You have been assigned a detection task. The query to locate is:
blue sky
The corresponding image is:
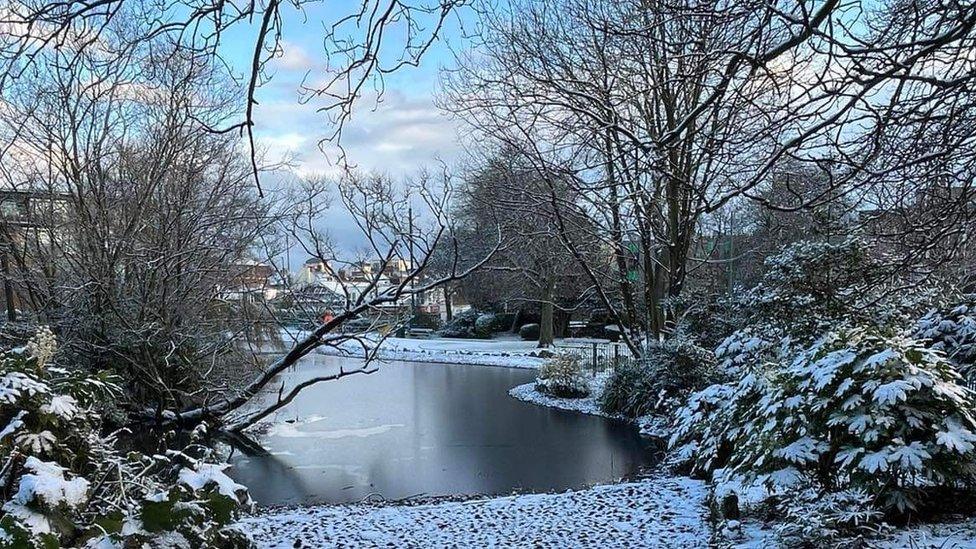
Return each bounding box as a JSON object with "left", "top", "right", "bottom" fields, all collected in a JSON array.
[{"left": 217, "top": 1, "right": 474, "bottom": 178}]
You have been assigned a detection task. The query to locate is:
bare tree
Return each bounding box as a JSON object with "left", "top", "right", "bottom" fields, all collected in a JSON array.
[
  {"left": 196, "top": 168, "right": 499, "bottom": 432},
  {"left": 0, "top": 5, "right": 496, "bottom": 432},
  {"left": 455, "top": 147, "right": 596, "bottom": 347},
  {"left": 0, "top": 0, "right": 470, "bottom": 189},
  {"left": 445, "top": 0, "right": 976, "bottom": 352}
]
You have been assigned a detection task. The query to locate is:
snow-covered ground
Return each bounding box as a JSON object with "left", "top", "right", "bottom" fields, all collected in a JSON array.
[
  {"left": 240, "top": 475, "right": 710, "bottom": 548},
  {"left": 278, "top": 329, "right": 623, "bottom": 369},
  {"left": 886, "top": 519, "right": 976, "bottom": 548},
  {"left": 319, "top": 334, "right": 548, "bottom": 368},
  {"left": 509, "top": 376, "right": 670, "bottom": 438}
]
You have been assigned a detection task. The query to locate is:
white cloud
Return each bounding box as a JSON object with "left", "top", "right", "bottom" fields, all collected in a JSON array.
[
  {"left": 275, "top": 40, "right": 317, "bottom": 71},
  {"left": 253, "top": 90, "right": 461, "bottom": 178}
]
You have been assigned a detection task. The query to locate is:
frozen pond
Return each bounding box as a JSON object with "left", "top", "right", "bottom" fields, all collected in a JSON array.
[{"left": 227, "top": 355, "right": 659, "bottom": 506}]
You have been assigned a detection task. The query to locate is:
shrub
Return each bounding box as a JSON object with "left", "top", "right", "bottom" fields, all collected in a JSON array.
[
  {"left": 600, "top": 359, "right": 657, "bottom": 417},
  {"left": 672, "top": 294, "right": 742, "bottom": 350},
  {"left": 536, "top": 354, "right": 590, "bottom": 398},
  {"left": 410, "top": 312, "right": 443, "bottom": 330},
  {"left": 601, "top": 338, "right": 718, "bottom": 418},
  {"left": 670, "top": 327, "right": 976, "bottom": 513},
  {"left": 0, "top": 327, "right": 252, "bottom": 548},
  {"left": 475, "top": 313, "right": 511, "bottom": 335},
  {"left": 519, "top": 323, "right": 540, "bottom": 340},
  {"left": 773, "top": 487, "right": 889, "bottom": 546},
  {"left": 915, "top": 297, "right": 976, "bottom": 377},
  {"left": 437, "top": 310, "right": 490, "bottom": 339},
  {"left": 742, "top": 238, "right": 931, "bottom": 342}
]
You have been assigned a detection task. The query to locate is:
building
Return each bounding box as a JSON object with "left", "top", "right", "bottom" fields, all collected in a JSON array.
[{"left": 0, "top": 188, "right": 70, "bottom": 320}]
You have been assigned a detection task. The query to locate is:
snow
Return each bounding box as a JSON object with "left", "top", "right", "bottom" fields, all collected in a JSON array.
[
  {"left": 178, "top": 464, "right": 249, "bottom": 502},
  {"left": 886, "top": 518, "right": 976, "bottom": 548},
  {"left": 314, "top": 334, "right": 549, "bottom": 368},
  {"left": 0, "top": 371, "right": 48, "bottom": 403},
  {"left": 278, "top": 328, "right": 622, "bottom": 369},
  {"left": 937, "top": 419, "right": 976, "bottom": 453},
  {"left": 1, "top": 502, "right": 51, "bottom": 534},
  {"left": 40, "top": 394, "right": 78, "bottom": 418},
  {"left": 13, "top": 457, "right": 89, "bottom": 509},
  {"left": 0, "top": 409, "right": 26, "bottom": 441},
  {"left": 508, "top": 376, "right": 668, "bottom": 438},
  {"left": 239, "top": 475, "right": 710, "bottom": 548}
]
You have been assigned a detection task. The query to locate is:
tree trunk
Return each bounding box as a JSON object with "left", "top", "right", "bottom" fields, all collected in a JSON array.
[
  {"left": 443, "top": 285, "right": 453, "bottom": 321},
  {"left": 1, "top": 245, "right": 15, "bottom": 321},
  {"left": 538, "top": 280, "right": 554, "bottom": 347}
]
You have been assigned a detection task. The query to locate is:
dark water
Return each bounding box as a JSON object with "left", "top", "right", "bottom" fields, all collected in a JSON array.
[{"left": 227, "top": 355, "right": 659, "bottom": 506}]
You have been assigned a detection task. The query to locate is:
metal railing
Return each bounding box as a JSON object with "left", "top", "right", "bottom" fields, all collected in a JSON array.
[{"left": 554, "top": 341, "right": 633, "bottom": 376}]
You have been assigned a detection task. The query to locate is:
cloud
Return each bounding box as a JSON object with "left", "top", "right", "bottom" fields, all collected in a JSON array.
[
  {"left": 275, "top": 40, "right": 317, "bottom": 71},
  {"left": 253, "top": 89, "right": 461, "bottom": 177}
]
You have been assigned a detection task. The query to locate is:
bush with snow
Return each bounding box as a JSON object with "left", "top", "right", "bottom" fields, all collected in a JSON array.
[
  {"left": 536, "top": 353, "right": 590, "bottom": 398},
  {"left": 437, "top": 310, "right": 492, "bottom": 339},
  {"left": 772, "top": 486, "right": 890, "bottom": 546},
  {"left": 474, "top": 313, "right": 511, "bottom": 335},
  {"left": 601, "top": 337, "right": 717, "bottom": 418},
  {"left": 519, "top": 323, "right": 541, "bottom": 341},
  {"left": 0, "top": 327, "right": 253, "bottom": 548},
  {"left": 915, "top": 297, "right": 976, "bottom": 378},
  {"left": 741, "top": 238, "right": 931, "bottom": 341},
  {"left": 670, "top": 328, "right": 976, "bottom": 512}
]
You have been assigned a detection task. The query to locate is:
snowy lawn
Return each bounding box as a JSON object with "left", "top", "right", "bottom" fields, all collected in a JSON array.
[
  {"left": 886, "top": 518, "right": 976, "bottom": 548},
  {"left": 239, "top": 475, "right": 710, "bottom": 548},
  {"left": 279, "top": 329, "right": 623, "bottom": 369},
  {"left": 321, "top": 334, "right": 548, "bottom": 368}
]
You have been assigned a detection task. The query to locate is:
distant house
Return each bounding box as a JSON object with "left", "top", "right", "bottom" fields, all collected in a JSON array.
[
  {"left": 219, "top": 259, "right": 281, "bottom": 302},
  {"left": 299, "top": 257, "right": 340, "bottom": 286},
  {"left": 0, "top": 188, "right": 71, "bottom": 320}
]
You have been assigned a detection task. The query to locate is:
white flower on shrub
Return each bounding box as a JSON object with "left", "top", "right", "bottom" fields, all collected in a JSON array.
[{"left": 25, "top": 326, "right": 57, "bottom": 369}]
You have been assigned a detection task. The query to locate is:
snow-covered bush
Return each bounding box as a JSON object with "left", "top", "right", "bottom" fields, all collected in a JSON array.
[
  {"left": 773, "top": 486, "right": 889, "bottom": 546},
  {"left": 519, "top": 323, "right": 541, "bottom": 341},
  {"left": 671, "top": 294, "right": 742, "bottom": 350},
  {"left": 601, "top": 338, "right": 717, "bottom": 418},
  {"left": 670, "top": 328, "right": 976, "bottom": 512},
  {"left": 536, "top": 354, "right": 590, "bottom": 398},
  {"left": 743, "top": 238, "right": 929, "bottom": 340},
  {"left": 915, "top": 297, "right": 976, "bottom": 377},
  {"left": 437, "top": 310, "right": 491, "bottom": 339},
  {"left": 0, "top": 327, "right": 252, "bottom": 548},
  {"left": 474, "top": 313, "right": 510, "bottom": 335}
]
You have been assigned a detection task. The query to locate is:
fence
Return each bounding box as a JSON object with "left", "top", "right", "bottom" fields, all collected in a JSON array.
[{"left": 553, "top": 341, "right": 634, "bottom": 376}]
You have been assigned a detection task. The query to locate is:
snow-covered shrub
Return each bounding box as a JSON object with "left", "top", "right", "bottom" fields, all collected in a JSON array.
[
  {"left": 743, "top": 238, "right": 929, "bottom": 341},
  {"left": 0, "top": 327, "right": 253, "bottom": 548},
  {"left": 671, "top": 294, "right": 742, "bottom": 350},
  {"left": 437, "top": 310, "right": 491, "bottom": 339},
  {"left": 773, "top": 486, "right": 889, "bottom": 546},
  {"left": 601, "top": 338, "right": 717, "bottom": 418},
  {"left": 474, "top": 313, "right": 510, "bottom": 334},
  {"left": 519, "top": 323, "right": 540, "bottom": 341},
  {"left": 670, "top": 328, "right": 976, "bottom": 512},
  {"left": 536, "top": 354, "right": 590, "bottom": 398},
  {"left": 916, "top": 297, "right": 976, "bottom": 377}
]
